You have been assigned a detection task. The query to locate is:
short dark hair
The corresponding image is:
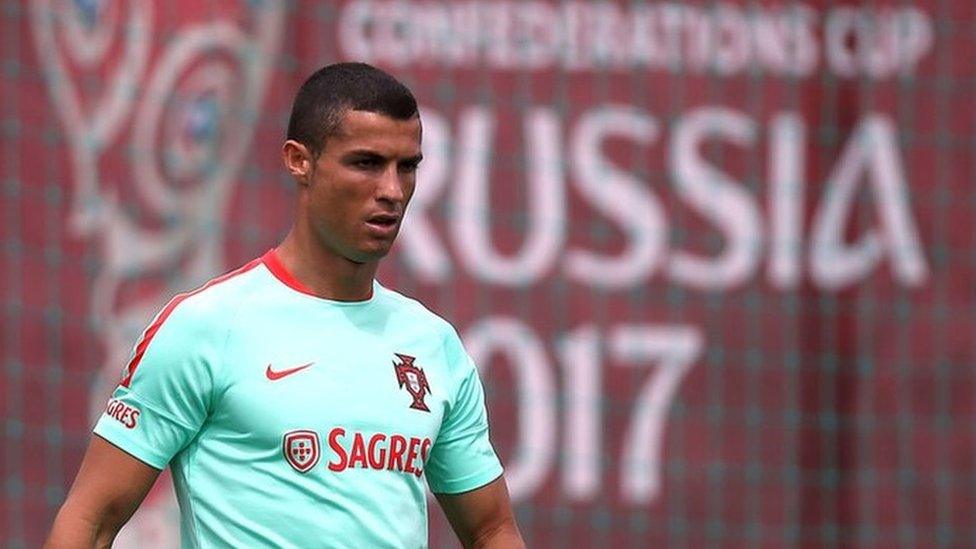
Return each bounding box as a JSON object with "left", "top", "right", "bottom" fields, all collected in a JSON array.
[{"left": 286, "top": 62, "right": 419, "bottom": 156}]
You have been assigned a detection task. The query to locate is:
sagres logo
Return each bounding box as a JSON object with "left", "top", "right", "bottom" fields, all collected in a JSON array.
[
  {"left": 282, "top": 430, "right": 320, "bottom": 473},
  {"left": 393, "top": 353, "right": 431, "bottom": 412}
]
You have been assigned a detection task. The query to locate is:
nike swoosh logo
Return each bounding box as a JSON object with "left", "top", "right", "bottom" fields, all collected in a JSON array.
[{"left": 266, "top": 362, "right": 314, "bottom": 381}]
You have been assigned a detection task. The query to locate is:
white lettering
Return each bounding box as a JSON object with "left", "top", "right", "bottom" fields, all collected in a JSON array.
[
  {"left": 397, "top": 107, "right": 451, "bottom": 282},
  {"left": 752, "top": 5, "right": 819, "bottom": 77},
  {"left": 668, "top": 107, "right": 762, "bottom": 289},
  {"left": 466, "top": 318, "right": 557, "bottom": 502},
  {"left": 338, "top": 0, "right": 374, "bottom": 62},
  {"left": 767, "top": 113, "right": 806, "bottom": 288},
  {"left": 394, "top": 106, "right": 926, "bottom": 293},
  {"left": 826, "top": 7, "right": 934, "bottom": 78},
  {"left": 453, "top": 107, "right": 565, "bottom": 285},
  {"left": 712, "top": 4, "right": 751, "bottom": 76},
  {"left": 557, "top": 325, "right": 601, "bottom": 499},
  {"left": 810, "top": 115, "right": 928, "bottom": 288},
  {"left": 338, "top": 2, "right": 941, "bottom": 78},
  {"left": 566, "top": 106, "right": 666, "bottom": 287},
  {"left": 611, "top": 325, "right": 703, "bottom": 503}
]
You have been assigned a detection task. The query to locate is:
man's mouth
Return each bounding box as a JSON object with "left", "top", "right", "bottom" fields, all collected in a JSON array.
[
  {"left": 365, "top": 213, "right": 400, "bottom": 233},
  {"left": 367, "top": 213, "right": 399, "bottom": 226}
]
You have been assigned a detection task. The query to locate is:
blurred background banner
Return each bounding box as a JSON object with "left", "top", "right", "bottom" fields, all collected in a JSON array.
[{"left": 2, "top": 0, "right": 974, "bottom": 547}]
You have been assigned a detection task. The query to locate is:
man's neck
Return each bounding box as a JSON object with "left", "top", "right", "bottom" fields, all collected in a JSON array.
[{"left": 274, "top": 229, "right": 378, "bottom": 302}]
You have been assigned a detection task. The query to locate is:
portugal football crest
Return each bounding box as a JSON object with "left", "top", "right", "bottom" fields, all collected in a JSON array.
[
  {"left": 282, "top": 430, "right": 320, "bottom": 473},
  {"left": 393, "top": 353, "right": 431, "bottom": 412}
]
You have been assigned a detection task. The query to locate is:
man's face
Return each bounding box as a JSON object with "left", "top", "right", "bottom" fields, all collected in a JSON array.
[{"left": 303, "top": 110, "right": 422, "bottom": 263}]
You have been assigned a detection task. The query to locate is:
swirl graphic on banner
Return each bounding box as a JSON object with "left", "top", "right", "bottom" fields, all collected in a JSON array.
[
  {"left": 30, "top": 0, "right": 151, "bottom": 233},
  {"left": 29, "top": 1, "right": 284, "bottom": 544}
]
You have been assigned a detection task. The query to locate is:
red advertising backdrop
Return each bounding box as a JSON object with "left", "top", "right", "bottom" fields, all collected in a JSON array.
[{"left": 2, "top": 1, "right": 975, "bottom": 546}]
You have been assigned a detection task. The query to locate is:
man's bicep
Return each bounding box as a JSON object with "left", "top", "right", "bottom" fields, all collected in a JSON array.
[
  {"left": 72, "top": 434, "right": 161, "bottom": 506},
  {"left": 434, "top": 476, "right": 524, "bottom": 548},
  {"left": 47, "top": 435, "right": 161, "bottom": 547}
]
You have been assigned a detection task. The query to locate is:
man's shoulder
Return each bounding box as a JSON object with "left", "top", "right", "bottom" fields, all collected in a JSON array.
[
  {"left": 375, "top": 283, "right": 458, "bottom": 340},
  {"left": 119, "top": 257, "right": 268, "bottom": 387},
  {"left": 155, "top": 256, "right": 267, "bottom": 332}
]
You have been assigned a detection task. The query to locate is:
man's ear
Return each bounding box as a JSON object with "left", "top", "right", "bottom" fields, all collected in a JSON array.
[{"left": 282, "top": 140, "right": 314, "bottom": 185}]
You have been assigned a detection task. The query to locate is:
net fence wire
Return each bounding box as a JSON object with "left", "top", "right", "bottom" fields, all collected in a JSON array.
[{"left": 2, "top": 0, "right": 975, "bottom": 547}]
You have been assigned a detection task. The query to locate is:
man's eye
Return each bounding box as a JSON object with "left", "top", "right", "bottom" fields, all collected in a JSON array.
[
  {"left": 399, "top": 162, "right": 420, "bottom": 173},
  {"left": 354, "top": 158, "right": 380, "bottom": 169}
]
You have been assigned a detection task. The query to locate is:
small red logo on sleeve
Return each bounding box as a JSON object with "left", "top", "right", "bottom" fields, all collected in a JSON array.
[{"left": 104, "top": 399, "right": 140, "bottom": 429}]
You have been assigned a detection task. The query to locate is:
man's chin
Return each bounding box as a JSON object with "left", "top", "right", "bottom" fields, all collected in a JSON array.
[{"left": 347, "top": 245, "right": 392, "bottom": 264}]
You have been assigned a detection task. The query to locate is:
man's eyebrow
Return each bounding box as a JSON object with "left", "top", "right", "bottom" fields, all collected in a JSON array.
[
  {"left": 343, "top": 149, "right": 385, "bottom": 158},
  {"left": 339, "top": 150, "right": 423, "bottom": 163}
]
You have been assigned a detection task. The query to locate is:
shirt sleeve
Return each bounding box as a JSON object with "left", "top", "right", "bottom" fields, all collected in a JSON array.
[
  {"left": 93, "top": 299, "right": 222, "bottom": 470},
  {"left": 425, "top": 333, "right": 503, "bottom": 494}
]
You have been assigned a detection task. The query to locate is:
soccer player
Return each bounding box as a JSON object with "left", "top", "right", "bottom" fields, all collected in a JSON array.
[{"left": 46, "top": 62, "right": 524, "bottom": 548}]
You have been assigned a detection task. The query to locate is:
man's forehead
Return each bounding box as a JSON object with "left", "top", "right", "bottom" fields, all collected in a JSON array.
[{"left": 330, "top": 109, "right": 422, "bottom": 142}]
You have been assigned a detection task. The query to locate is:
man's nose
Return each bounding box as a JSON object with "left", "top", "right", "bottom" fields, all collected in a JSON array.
[{"left": 376, "top": 165, "right": 405, "bottom": 203}]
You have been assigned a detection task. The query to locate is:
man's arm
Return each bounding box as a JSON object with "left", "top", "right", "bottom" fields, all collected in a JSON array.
[
  {"left": 435, "top": 476, "right": 525, "bottom": 549},
  {"left": 45, "top": 435, "right": 161, "bottom": 548}
]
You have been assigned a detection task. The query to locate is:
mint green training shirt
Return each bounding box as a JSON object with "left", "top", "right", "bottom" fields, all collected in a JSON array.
[{"left": 93, "top": 249, "right": 503, "bottom": 548}]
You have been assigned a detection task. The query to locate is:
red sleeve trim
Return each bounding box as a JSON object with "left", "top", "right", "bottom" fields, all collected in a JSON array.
[
  {"left": 260, "top": 247, "right": 317, "bottom": 297},
  {"left": 119, "top": 256, "right": 264, "bottom": 388}
]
